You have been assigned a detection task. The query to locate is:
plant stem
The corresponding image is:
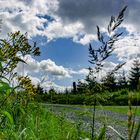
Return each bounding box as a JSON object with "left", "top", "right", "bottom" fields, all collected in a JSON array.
[{"left": 91, "top": 97, "right": 96, "bottom": 140}]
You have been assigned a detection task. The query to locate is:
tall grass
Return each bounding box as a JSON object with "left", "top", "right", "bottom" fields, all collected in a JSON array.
[{"left": 1, "top": 101, "right": 87, "bottom": 140}]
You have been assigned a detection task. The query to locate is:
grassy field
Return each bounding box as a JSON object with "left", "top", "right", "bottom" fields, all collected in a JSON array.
[
  {"left": 96, "top": 106, "right": 140, "bottom": 116},
  {"left": 73, "top": 105, "right": 140, "bottom": 116}
]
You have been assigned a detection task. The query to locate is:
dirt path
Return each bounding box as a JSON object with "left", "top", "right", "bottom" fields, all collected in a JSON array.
[{"left": 45, "top": 104, "right": 140, "bottom": 139}]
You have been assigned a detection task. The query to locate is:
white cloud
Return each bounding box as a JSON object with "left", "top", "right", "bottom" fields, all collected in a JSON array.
[
  {"left": 69, "top": 68, "right": 89, "bottom": 76},
  {"left": 0, "top": 0, "right": 140, "bottom": 45},
  {"left": 0, "top": 0, "right": 94, "bottom": 45},
  {"left": 73, "top": 34, "right": 96, "bottom": 45},
  {"left": 43, "top": 19, "right": 84, "bottom": 42},
  {"left": 78, "top": 68, "right": 89, "bottom": 75},
  {"left": 29, "top": 75, "right": 41, "bottom": 86},
  {"left": 0, "top": 0, "right": 58, "bottom": 37},
  {"left": 41, "top": 81, "right": 71, "bottom": 92},
  {"left": 114, "top": 33, "right": 140, "bottom": 62},
  {"left": 16, "top": 55, "right": 40, "bottom": 75},
  {"left": 16, "top": 55, "right": 71, "bottom": 78},
  {"left": 40, "top": 59, "right": 71, "bottom": 77}
]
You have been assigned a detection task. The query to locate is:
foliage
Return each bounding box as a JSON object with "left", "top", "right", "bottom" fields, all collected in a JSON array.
[
  {"left": 88, "top": 6, "right": 127, "bottom": 71},
  {"left": 0, "top": 31, "right": 40, "bottom": 80},
  {"left": 72, "top": 81, "right": 77, "bottom": 94},
  {"left": 129, "top": 59, "right": 140, "bottom": 90},
  {"left": 0, "top": 31, "right": 41, "bottom": 139},
  {"left": 117, "top": 70, "right": 128, "bottom": 89},
  {"left": 77, "top": 80, "right": 90, "bottom": 95},
  {"left": 44, "top": 89, "right": 140, "bottom": 106},
  {"left": 17, "top": 76, "right": 37, "bottom": 105},
  {"left": 101, "top": 72, "right": 116, "bottom": 92}
]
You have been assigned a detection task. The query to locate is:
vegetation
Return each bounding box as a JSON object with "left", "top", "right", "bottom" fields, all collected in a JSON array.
[{"left": 129, "top": 59, "right": 140, "bottom": 90}]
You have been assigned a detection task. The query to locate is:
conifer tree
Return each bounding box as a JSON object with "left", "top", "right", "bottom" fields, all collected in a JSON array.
[
  {"left": 77, "top": 80, "right": 89, "bottom": 94},
  {"left": 129, "top": 59, "right": 140, "bottom": 90},
  {"left": 101, "top": 72, "right": 116, "bottom": 92},
  {"left": 117, "top": 70, "right": 127, "bottom": 89},
  {"left": 72, "top": 81, "right": 77, "bottom": 94}
]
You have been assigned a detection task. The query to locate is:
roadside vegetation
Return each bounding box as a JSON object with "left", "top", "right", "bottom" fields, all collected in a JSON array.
[{"left": 0, "top": 6, "right": 140, "bottom": 140}]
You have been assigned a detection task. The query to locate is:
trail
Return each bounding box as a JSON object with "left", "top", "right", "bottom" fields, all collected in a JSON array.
[{"left": 45, "top": 104, "right": 140, "bottom": 139}]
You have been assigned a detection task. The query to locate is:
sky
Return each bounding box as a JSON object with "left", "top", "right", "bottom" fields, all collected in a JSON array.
[{"left": 0, "top": 0, "right": 140, "bottom": 91}]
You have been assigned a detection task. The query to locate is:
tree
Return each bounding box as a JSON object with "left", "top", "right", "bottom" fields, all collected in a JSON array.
[
  {"left": 72, "top": 81, "right": 77, "bottom": 94},
  {"left": 85, "top": 67, "right": 101, "bottom": 94},
  {"left": 117, "top": 70, "right": 128, "bottom": 89},
  {"left": 101, "top": 72, "right": 116, "bottom": 92},
  {"left": 77, "top": 80, "right": 89, "bottom": 94},
  {"left": 36, "top": 84, "right": 44, "bottom": 95},
  {"left": 0, "top": 31, "right": 40, "bottom": 83},
  {"left": 129, "top": 59, "right": 140, "bottom": 90}
]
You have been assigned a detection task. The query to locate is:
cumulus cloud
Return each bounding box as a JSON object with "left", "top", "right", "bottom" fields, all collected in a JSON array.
[
  {"left": 0, "top": 0, "right": 58, "bottom": 37},
  {"left": 16, "top": 55, "right": 71, "bottom": 78},
  {"left": 43, "top": 20, "right": 84, "bottom": 42},
  {"left": 15, "top": 55, "right": 74, "bottom": 91},
  {"left": 0, "top": 0, "right": 140, "bottom": 45},
  {"left": 16, "top": 55, "right": 40, "bottom": 75},
  {"left": 40, "top": 59, "right": 71, "bottom": 77},
  {"left": 41, "top": 81, "right": 71, "bottom": 92},
  {"left": 114, "top": 33, "right": 140, "bottom": 61},
  {"left": 1, "top": 0, "right": 140, "bottom": 89},
  {"left": 15, "top": 55, "right": 93, "bottom": 91},
  {"left": 26, "top": 75, "right": 70, "bottom": 92}
]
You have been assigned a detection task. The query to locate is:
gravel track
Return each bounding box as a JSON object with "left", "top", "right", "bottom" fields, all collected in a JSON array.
[{"left": 45, "top": 104, "right": 140, "bottom": 140}]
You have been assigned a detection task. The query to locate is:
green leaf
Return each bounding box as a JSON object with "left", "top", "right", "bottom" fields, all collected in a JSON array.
[
  {"left": 0, "top": 62, "right": 3, "bottom": 71},
  {"left": 97, "top": 125, "right": 106, "bottom": 140},
  {"left": 133, "top": 119, "right": 140, "bottom": 140},
  {"left": 19, "top": 106, "right": 25, "bottom": 114},
  {"left": 2, "top": 111, "right": 14, "bottom": 124},
  {"left": 0, "top": 80, "right": 11, "bottom": 93},
  {"left": 6, "top": 89, "right": 11, "bottom": 95}
]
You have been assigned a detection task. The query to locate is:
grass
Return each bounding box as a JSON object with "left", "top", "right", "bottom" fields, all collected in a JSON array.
[
  {"left": 96, "top": 106, "right": 140, "bottom": 116},
  {"left": 1, "top": 102, "right": 89, "bottom": 140},
  {"left": 72, "top": 104, "right": 140, "bottom": 116},
  {"left": 1, "top": 96, "right": 140, "bottom": 140},
  {"left": 47, "top": 104, "right": 140, "bottom": 131},
  {"left": 49, "top": 104, "right": 140, "bottom": 116},
  {"left": 50, "top": 105, "right": 128, "bottom": 127},
  {"left": 24, "top": 103, "right": 87, "bottom": 140}
]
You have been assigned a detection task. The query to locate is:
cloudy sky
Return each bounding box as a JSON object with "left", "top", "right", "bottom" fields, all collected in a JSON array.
[{"left": 0, "top": 0, "right": 140, "bottom": 91}]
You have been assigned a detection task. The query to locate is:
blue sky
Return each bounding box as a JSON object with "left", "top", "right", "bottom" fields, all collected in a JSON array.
[{"left": 0, "top": 0, "right": 140, "bottom": 91}]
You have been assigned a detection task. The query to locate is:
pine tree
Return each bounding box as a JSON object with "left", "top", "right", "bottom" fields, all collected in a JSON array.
[
  {"left": 72, "top": 81, "right": 77, "bottom": 94},
  {"left": 85, "top": 67, "right": 101, "bottom": 94},
  {"left": 36, "top": 84, "right": 44, "bottom": 95},
  {"left": 77, "top": 80, "right": 89, "bottom": 94},
  {"left": 129, "top": 59, "right": 140, "bottom": 90},
  {"left": 101, "top": 72, "right": 116, "bottom": 92},
  {"left": 117, "top": 70, "right": 127, "bottom": 89}
]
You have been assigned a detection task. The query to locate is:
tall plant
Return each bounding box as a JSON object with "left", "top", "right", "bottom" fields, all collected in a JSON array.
[
  {"left": 0, "top": 31, "right": 40, "bottom": 138},
  {"left": 88, "top": 6, "right": 127, "bottom": 139}
]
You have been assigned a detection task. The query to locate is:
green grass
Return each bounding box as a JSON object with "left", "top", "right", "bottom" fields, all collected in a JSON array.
[
  {"left": 96, "top": 106, "right": 140, "bottom": 116},
  {"left": 52, "top": 106, "right": 128, "bottom": 127},
  {"left": 0, "top": 102, "right": 89, "bottom": 140},
  {"left": 74, "top": 104, "right": 140, "bottom": 116}
]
